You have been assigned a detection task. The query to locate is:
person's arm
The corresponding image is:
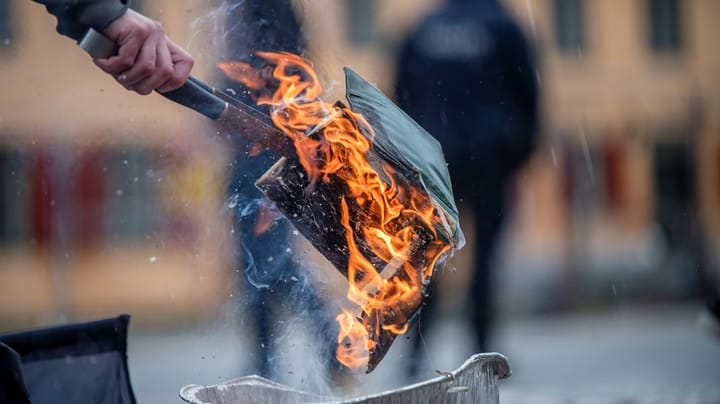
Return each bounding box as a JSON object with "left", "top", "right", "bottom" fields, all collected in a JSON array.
[
  {"left": 34, "top": 0, "right": 130, "bottom": 41},
  {"left": 34, "top": 0, "right": 193, "bottom": 95}
]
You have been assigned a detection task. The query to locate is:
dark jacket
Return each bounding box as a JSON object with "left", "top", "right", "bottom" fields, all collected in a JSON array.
[
  {"left": 34, "top": 0, "right": 130, "bottom": 41},
  {"left": 395, "top": 0, "right": 538, "bottom": 202}
]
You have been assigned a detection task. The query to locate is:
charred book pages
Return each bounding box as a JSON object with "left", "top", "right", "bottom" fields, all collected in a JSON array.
[{"left": 219, "top": 53, "right": 463, "bottom": 373}]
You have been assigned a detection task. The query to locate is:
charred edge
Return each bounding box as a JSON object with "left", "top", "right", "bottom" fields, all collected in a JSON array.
[{"left": 365, "top": 229, "right": 433, "bottom": 373}]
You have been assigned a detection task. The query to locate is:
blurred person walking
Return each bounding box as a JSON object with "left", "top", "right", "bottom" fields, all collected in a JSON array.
[
  {"left": 395, "top": 0, "right": 538, "bottom": 377},
  {"left": 219, "top": 0, "right": 340, "bottom": 379}
]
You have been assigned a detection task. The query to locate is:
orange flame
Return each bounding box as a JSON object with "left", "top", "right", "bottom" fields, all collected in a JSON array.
[{"left": 219, "top": 52, "right": 451, "bottom": 371}]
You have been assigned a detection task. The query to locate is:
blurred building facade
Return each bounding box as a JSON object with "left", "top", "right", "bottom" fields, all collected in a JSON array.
[
  {"left": 1, "top": 0, "right": 718, "bottom": 330},
  {"left": 0, "top": 0, "right": 233, "bottom": 330}
]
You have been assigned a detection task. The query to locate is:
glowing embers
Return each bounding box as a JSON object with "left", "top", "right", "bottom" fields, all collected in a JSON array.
[{"left": 219, "top": 53, "right": 450, "bottom": 373}]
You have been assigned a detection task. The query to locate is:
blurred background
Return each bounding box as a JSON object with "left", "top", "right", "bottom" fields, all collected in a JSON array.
[{"left": 1, "top": 0, "right": 719, "bottom": 402}]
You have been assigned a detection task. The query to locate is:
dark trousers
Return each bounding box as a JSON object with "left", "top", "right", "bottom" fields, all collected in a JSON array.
[
  {"left": 408, "top": 198, "right": 504, "bottom": 376},
  {"left": 233, "top": 205, "right": 340, "bottom": 378}
]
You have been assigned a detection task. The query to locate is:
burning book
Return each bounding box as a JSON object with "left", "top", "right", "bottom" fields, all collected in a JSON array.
[{"left": 218, "top": 53, "right": 463, "bottom": 373}]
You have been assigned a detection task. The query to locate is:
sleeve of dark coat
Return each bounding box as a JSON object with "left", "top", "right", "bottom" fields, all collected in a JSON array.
[{"left": 32, "top": 0, "right": 130, "bottom": 41}]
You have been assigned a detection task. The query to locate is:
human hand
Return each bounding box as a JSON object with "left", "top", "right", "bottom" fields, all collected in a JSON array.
[{"left": 93, "top": 9, "right": 194, "bottom": 95}]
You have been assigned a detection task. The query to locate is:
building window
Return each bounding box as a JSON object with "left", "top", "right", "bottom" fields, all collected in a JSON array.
[
  {"left": 0, "top": 145, "right": 170, "bottom": 249},
  {"left": 103, "top": 148, "right": 159, "bottom": 241},
  {"left": 0, "top": 146, "right": 28, "bottom": 244},
  {"left": 653, "top": 142, "right": 694, "bottom": 246},
  {"left": 0, "top": 0, "right": 13, "bottom": 49},
  {"left": 347, "top": 0, "right": 375, "bottom": 45},
  {"left": 649, "top": 0, "right": 682, "bottom": 52},
  {"left": 554, "top": 0, "right": 584, "bottom": 53}
]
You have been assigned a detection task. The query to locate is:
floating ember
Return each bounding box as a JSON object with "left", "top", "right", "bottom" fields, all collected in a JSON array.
[{"left": 219, "top": 52, "right": 461, "bottom": 373}]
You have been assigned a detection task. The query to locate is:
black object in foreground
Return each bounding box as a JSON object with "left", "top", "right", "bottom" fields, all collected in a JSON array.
[{"left": 0, "top": 315, "right": 136, "bottom": 404}]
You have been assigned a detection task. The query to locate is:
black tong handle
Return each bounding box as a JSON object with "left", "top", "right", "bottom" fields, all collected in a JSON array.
[{"left": 164, "top": 77, "right": 227, "bottom": 120}]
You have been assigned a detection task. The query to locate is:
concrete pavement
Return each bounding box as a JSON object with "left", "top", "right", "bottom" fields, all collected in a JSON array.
[{"left": 127, "top": 302, "right": 720, "bottom": 403}]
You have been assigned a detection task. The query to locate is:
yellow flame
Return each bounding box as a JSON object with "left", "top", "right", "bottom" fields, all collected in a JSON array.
[{"left": 219, "top": 53, "right": 451, "bottom": 370}]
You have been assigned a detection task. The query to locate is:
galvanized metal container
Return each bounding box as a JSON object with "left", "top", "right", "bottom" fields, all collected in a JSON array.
[{"left": 179, "top": 353, "right": 510, "bottom": 404}]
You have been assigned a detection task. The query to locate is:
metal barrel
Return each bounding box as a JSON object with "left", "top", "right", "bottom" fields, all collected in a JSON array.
[{"left": 179, "top": 353, "right": 510, "bottom": 404}]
